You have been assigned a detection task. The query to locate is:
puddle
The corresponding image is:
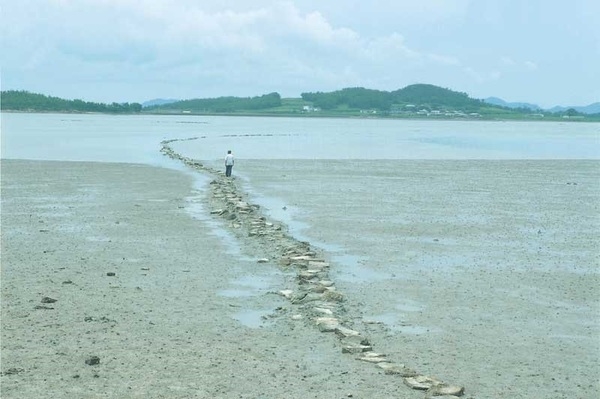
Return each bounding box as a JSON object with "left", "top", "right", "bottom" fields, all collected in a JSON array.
[
  {"left": 232, "top": 309, "right": 272, "bottom": 328},
  {"left": 217, "top": 273, "right": 280, "bottom": 298}
]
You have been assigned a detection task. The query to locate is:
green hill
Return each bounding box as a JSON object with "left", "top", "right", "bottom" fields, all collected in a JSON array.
[
  {"left": 1, "top": 90, "right": 142, "bottom": 113},
  {"left": 146, "top": 92, "right": 282, "bottom": 113},
  {"left": 2, "top": 86, "right": 597, "bottom": 121}
]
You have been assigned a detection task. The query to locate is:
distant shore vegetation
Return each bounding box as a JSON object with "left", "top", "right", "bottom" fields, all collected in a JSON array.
[{"left": 2, "top": 85, "right": 598, "bottom": 121}]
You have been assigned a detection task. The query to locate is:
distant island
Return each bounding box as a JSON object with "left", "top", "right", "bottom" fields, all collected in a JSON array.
[{"left": 2, "top": 84, "right": 598, "bottom": 121}]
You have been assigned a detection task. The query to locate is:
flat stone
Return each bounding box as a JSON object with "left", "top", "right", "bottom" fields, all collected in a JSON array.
[
  {"left": 319, "top": 280, "right": 334, "bottom": 287},
  {"left": 298, "top": 270, "right": 319, "bottom": 280},
  {"left": 278, "top": 290, "right": 293, "bottom": 299},
  {"left": 316, "top": 317, "right": 339, "bottom": 332},
  {"left": 357, "top": 353, "right": 387, "bottom": 363},
  {"left": 314, "top": 307, "right": 333, "bottom": 315},
  {"left": 335, "top": 326, "right": 361, "bottom": 338},
  {"left": 257, "top": 258, "right": 269, "bottom": 263},
  {"left": 291, "top": 314, "right": 303, "bottom": 320},
  {"left": 291, "top": 293, "right": 322, "bottom": 303},
  {"left": 342, "top": 345, "right": 372, "bottom": 354},
  {"left": 308, "top": 261, "right": 329, "bottom": 269},
  {"left": 235, "top": 201, "right": 250, "bottom": 209},
  {"left": 403, "top": 375, "right": 443, "bottom": 390},
  {"left": 426, "top": 384, "right": 465, "bottom": 397},
  {"left": 290, "top": 256, "right": 313, "bottom": 261},
  {"left": 322, "top": 291, "right": 344, "bottom": 302},
  {"left": 41, "top": 297, "right": 57, "bottom": 304},
  {"left": 376, "top": 362, "right": 418, "bottom": 377}
]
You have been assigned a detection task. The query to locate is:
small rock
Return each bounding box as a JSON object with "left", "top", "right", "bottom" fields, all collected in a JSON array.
[
  {"left": 41, "top": 297, "right": 57, "bottom": 303},
  {"left": 2, "top": 367, "right": 25, "bottom": 375},
  {"left": 85, "top": 356, "right": 100, "bottom": 366},
  {"left": 257, "top": 258, "right": 269, "bottom": 263},
  {"left": 291, "top": 314, "right": 303, "bottom": 320},
  {"left": 106, "top": 272, "right": 116, "bottom": 277},
  {"left": 34, "top": 305, "right": 54, "bottom": 310}
]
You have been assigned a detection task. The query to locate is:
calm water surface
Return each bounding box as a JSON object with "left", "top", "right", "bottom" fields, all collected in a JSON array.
[{"left": 2, "top": 113, "right": 599, "bottom": 162}]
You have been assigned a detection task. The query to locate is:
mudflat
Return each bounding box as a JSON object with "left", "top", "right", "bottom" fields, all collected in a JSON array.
[
  {"left": 1, "top": 160, "right": 418, "bottom": 399},
  {"left": 2, "top": 157, "right": 599, "bottom": 399}
]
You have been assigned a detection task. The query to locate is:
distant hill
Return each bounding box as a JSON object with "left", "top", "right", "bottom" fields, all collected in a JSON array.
[
  {"left": 1, "top": 90, "right": 142, "bottom": 113},
  {"left": 146, "top": 92, "right": 282, "bottom": 112},
  {"left": 300, "top": 84, "right": 484, "bottom": 111},
  {"left": 485, "top": 96, "right": 600, "bottom": 115},
  {"left": 484, "top": 97, "right": 541, "bottom": 111},
  {"left": 3, "top": 87, "right": 598, "bottom": 120},
  {"left": 142, "top": 98, "right": 178, "bottom": 108},
  {"left": 548, "top": 103, "right": 600, "bottom": 115}
]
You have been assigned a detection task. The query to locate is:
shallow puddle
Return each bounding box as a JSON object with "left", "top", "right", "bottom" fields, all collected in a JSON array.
[{"left": 232, "top": 309, "right": 272, "bottom": 328}]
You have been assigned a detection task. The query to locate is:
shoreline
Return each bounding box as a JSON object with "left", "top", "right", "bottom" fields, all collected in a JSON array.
[{"left": 2, "top": 109, "right": 596, "bottom": 123}]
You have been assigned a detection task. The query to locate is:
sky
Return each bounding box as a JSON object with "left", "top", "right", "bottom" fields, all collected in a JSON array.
[{"left": 1, "top": 0, "right": 599, "bottom": 108}]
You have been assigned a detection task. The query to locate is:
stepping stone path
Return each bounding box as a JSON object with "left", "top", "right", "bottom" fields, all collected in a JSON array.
[{"left": 160, "top": 139, "right": 466, "bottom": 398}]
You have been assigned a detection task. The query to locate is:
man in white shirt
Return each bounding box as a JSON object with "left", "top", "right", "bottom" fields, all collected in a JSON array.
[{"left": 225, "top": 150, "right": 234, "bottom": 177}]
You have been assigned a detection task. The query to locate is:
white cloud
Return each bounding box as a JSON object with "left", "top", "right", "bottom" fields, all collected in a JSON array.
[
  {"left": 501, "top": 56, "right": 516, "bottom": 66},
  {"left": 524, "top": 61, "right": 538, "bottom": 71},
  {"left": 1, "top": 0, "right": 597, "bottom": 106}
]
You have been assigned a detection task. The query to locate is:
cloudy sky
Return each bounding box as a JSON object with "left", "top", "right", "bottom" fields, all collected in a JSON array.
[{"left": 2, "top": 0, "right": 598, "bottom": 108}]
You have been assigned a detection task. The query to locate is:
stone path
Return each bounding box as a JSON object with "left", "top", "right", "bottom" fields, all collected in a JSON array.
[{"left": 161, "top": 139, "right": 466, "bottom": 398}]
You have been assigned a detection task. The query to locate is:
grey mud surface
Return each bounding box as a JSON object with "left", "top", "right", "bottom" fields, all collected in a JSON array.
[
  {"left": 2, "top": 155, "right": 599, "bottom": 399},
  {"left": 1, "top": 159, "right": 422, "bottom": 399},
  {"left": 200, "top": 157, "right": 600, "bottom": 399}
]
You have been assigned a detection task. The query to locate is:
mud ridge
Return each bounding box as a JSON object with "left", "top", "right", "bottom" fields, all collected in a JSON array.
[{"left": 160, "top": 139, "right": 466, "bottom": 398}]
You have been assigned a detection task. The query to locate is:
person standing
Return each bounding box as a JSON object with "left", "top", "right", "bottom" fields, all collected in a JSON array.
[{"left": 225, "top": 150, "right": 234, "bottom": 177}]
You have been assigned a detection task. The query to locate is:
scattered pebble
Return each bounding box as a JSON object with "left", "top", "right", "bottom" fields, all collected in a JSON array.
[{"left": 85, "top": 356, "right": 100, "bottom": 366}]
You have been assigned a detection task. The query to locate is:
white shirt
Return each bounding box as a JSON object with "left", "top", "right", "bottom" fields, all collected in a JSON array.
[{"left": 225, "top": 153, "right": 234, "bottom": 166}]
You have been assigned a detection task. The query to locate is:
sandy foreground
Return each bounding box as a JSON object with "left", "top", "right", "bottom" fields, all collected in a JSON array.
[{"left": 2, "top": 156, "right": 599, "bottom": 399}]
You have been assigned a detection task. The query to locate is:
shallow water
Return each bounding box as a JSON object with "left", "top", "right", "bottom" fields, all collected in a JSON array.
[{"left": 3, "top": 113, "right": 600, "bottom": 163}]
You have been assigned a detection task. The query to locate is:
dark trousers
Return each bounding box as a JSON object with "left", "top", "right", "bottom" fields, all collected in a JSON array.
[{"left": 225, "top": 165, "right": 233, "bottom": 177}]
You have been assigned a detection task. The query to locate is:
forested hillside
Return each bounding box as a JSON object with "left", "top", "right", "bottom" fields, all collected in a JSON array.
[
  {"left": 146, "top": 92, "right": 282, "bottom": 113},
  {"left": 1, "top": 90, "right": 142, "bottom": 113},
  {"left": 2, "top": 86, "right": 597, "bottom": 120},
  {"left": 301, "top": 84, "right": 483, "bottom": 111}
]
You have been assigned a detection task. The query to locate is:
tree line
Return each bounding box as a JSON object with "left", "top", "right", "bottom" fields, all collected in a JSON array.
[
  {"left": 147, "top": 92, "right": 282, "bottom": 112},
  {"left": 301, "top": 84, "right": 484, "bottom": 111},
  {"left": 1, "top": 90, "right": 142, "bottom": 113}
]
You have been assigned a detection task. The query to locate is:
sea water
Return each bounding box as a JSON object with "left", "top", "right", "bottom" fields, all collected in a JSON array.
[{"left": 2, "top": 113, "right": 599, "bottom": 163}]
